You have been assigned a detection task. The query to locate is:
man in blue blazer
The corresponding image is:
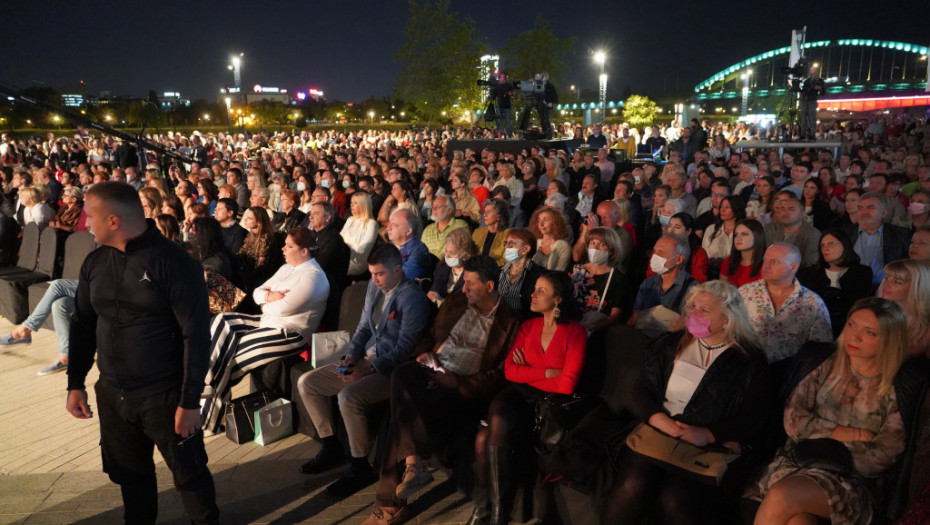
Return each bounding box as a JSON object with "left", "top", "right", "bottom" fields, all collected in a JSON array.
[{"left": 297, "top": 243, "right": 431, "bottom": 497}]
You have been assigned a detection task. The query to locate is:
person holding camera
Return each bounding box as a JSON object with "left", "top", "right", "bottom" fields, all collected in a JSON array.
[
  {"left": 800, "top": 66, "right": 825, "bottom": 140},
  {"left": 492, "top": 73, "right": 514, "bottom": 139},
  {"left": 536, "top": 72, "right": 558, "bottom": 139}
]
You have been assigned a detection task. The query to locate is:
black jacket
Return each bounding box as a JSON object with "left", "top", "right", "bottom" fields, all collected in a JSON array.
[
  {"left": 840, "top": 222, "right": 913, "bottom": 271},
  {"left": 219, "top": 222, "right": 247, "bottom": 256},
  {"left": 797, "top": 264, "right": 873, "bottom": 337},
  {"left": 631, "top": 330, "right": 771, "bottom": 445},
  {"left": 309, "top": 222, "right": 350, "bottom": 287},
  {"left": 68, "top": 223, "right": 211, "bottom": 409}
]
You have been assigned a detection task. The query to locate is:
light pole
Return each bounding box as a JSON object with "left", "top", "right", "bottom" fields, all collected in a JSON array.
[
  {"left": 594, "top": 51, "right": 607, "bottom": 124},
  {"left": 741, "top": 69, "right": 753, "bottom": 117},
  {"left": 228, "top": 53, "right": 243, "bottom": 105},
  {"left": 224, "top": 97, "right": 232, "bottom": 135}
]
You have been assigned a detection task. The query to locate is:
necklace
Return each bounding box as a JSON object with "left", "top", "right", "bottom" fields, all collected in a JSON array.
[{"left": 697, "top": 338, "right": 728, "bottom": 368}]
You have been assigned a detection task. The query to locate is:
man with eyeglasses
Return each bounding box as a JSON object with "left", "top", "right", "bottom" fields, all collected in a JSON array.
[
  {"left": 421, "top": 195, "right": 469, "bottom": 259},
  {"left": 694, "top": 180, "right": 731, "bottom": 239},
  {"left": 840, "top": 191, "right": 912, "bottom": 290}
]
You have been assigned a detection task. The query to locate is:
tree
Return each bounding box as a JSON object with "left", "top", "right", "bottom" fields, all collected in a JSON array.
[
  {"left": 499, "top": 15, "right": 575, "bottom": 83},
  {"left": 395, "top": 0, "right": 488, "bottom": 122},
  {"left": 622, "top": 94, "right": 658, "bottom": 128}
]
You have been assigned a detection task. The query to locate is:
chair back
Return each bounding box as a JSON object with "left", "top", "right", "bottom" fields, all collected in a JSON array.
[
  {"left": 338, "top": 280, "right": 370, "bottom": 337},
  {"left": 62, "top": 231, "right": 97, "bottom": 280},
  {"left": 16, "top": 224, "right": 41, "bottom": 271},
  {"left": 35, "top": 227, "right": 59, "bottom": 277}
]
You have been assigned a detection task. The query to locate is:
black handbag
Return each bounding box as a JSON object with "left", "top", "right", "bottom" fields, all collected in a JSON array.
[
  {"left": 225, "top": 389, "right": 282, "bottom": 444},
  {"left": 792, "top": 438, "right": 854, "bottom": 476},
  {"left": 534, "top": 393, "right": 598, "bottom": 448}
]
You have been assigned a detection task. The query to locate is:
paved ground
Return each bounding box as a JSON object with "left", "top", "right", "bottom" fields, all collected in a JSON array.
[{"left": 0, "top": 318, "right": 475, "bottom": 524}]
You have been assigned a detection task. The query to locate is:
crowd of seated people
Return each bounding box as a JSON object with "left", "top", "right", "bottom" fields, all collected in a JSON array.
[{"left": 1, "top": 114, "right": 930, "bottom": 524}]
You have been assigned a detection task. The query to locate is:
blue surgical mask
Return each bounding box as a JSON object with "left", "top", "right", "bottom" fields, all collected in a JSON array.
[
  {"left": 445, "top": 257, "right": 460, "bottom": 268},
  {"left": 321, "top": 179, "right": 330, "bottom": 189},
  {"left": 504, "top": 247, "right": 521, "bottom": 263},
  {"left": 659, "top": 215, "right": 671, "bottom": 227}
]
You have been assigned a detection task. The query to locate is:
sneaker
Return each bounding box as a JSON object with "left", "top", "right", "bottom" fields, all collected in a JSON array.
[
  {"left": 0, "top": 333, "right": 32, "bottom": 346},
  {"left": 395, "top": 462, "right": 433, "bottom": 500},
  {"left": 299, "top": 445, "right": 345, "bottom": 474},
  {"left": 37, "top": 360, "right": 67, "bottom": 376},
  {"left": 361, "top": 504, "right": 409, "bottom": 525},
  {"left": 325, "top": 462, "right": 377, "bottom": 497}
]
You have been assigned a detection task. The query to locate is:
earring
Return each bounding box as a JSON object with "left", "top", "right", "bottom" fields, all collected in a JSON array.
[{"left": 554, "top": 305, "right": 561, "bottom": 319}]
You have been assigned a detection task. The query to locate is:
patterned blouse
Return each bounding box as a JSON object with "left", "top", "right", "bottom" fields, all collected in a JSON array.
[{"left": 738, "top": 279, "right": 833, "bottom": 363}]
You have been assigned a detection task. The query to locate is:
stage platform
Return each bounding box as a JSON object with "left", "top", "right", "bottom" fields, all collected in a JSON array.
[
  {"left": 446, "top": 138, "right": 582, "bottom": 154},
  {"left": 732, "top": 139, "right": 844, "bottom": 156}
]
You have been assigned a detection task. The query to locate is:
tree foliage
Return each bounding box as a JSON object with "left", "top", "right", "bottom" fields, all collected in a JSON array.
[
  {"left": 394, "top": 0, "right": 487, "bottom": 122},
  {"left": 622, "top": 94, "right": 658, "bottom": 128},
  {"left": 499, "top": 15, "right": 575, "bottom": 83}
]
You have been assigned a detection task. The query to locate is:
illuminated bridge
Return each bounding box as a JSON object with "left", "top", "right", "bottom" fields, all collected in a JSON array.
[{"left": 694, "top": 39, "right": 930, "bottom": 113}]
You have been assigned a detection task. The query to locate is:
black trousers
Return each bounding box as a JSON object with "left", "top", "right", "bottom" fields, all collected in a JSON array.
[{"left": 95, "top": 380, "right": 220, "bottom": 525}]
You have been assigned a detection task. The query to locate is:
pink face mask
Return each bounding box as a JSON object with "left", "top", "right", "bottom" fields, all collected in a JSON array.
[{"left": 685, "top": 313, "right": 712, "bottom": 339}]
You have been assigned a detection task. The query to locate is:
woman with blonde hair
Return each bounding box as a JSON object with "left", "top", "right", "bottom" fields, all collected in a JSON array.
[
  {"left": 751, "top": 297, "right": 913, "bottom": 525},
  {"left": 604, "top": 279, "right": 768, "bottom": 524},
  {"left": 19, "top": 187, "right": 54, "bottom": 229},
  {"left": 528, "top": 206, "right": 572, "bottom": 271},
  {"left": 138, "top": 187, "right": 163, "bottom": 220},
  {"left": 340, "top": 191, "right": 379, "bottom": 280},
  {"left": 879, "top": 259, "right": 930, "bottom": 357}
]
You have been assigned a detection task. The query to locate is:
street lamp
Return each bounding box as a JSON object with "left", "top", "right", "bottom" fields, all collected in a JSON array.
[
  {"left": 228, "top": 53, "right": 243, "bottom": 104},
  {"left": 369, "top": 110, "right": 375, "bottom": 123},
  {"left": 593, "top": 51, "right": 607, "bottom": 124},
  {"left": 740, "top": 69, "right": 753, "bottom": 117},
  {"left": 224, "top": 97, "right": 232, "bottom": 134}
]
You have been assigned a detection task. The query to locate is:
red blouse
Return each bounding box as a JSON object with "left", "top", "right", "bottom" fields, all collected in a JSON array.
[
  {"left": 719, "top": 256, "right": 763, "bottom": 288},
  {"left": 504, "top": 318, "right": 587, "bottom": 394}
]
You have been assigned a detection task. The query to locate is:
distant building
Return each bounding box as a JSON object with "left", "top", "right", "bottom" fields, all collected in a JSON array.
[{"left": 158, "top": 92, "right": 191, "bottom": 109}]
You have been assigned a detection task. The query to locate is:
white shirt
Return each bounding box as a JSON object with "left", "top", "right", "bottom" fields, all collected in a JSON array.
[
  {"left": 253, "top": 258, "right": 330, "bottom": 341},
  {"left": 663, "top": 339, "right": 728, "bottom": 416},
  {"left": 340, "top": 216, "right": 379, "bottom": 275},
  {"left": 702, "top": 223, "right": 733, "bottom": 259},
  {"left": 24, "top": 203, "right": 54, "bottom": 229}
]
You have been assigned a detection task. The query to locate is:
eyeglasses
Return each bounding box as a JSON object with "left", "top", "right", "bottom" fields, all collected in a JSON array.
[{"left": 505, "top": 240, "right": 525, "bottom": 248}]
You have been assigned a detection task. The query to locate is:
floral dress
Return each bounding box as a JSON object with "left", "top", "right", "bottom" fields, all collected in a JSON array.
[{"left": 748, "top": 357, "right": 906, "bottom": 525}]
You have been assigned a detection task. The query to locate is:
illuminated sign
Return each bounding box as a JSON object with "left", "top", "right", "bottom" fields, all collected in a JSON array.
[{"left": 252, "top": 85, "right": 287, "bottom": 94}]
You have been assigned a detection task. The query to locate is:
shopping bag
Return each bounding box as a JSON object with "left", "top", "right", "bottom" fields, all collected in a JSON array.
[
  {"left": 311, "top": 330, "right": 350, "bottom": 369},
  {"left": 224, "top": 390, "right": 281, "bottom": 444},
  {"left": 254, "top": 398, "right": 294, "bottom": 446}
]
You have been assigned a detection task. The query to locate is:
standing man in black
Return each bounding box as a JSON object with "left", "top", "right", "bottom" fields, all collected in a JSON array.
[
  {"left": 491, "top": 73, "right": 514, "bottom": 138},
  {"left": 536, "top": 72, "right": 558, "bottom": 139},
  {"left": 66, "top": 182, "right": 219, "bottom": 525},
  {"left": 800, "top": 66, "right": 825, "bottom": 140}
]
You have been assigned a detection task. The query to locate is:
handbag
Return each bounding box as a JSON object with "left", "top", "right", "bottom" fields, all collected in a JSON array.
[
  {"left": 625, "top": 423, "right": 742, "bottom": 486},
  {"left": 534, "top": 393, "right": 599, "bottom": 448},
  {"left": 311, "top": 330, "right": 350, "bottom": 369},
  {"left": 792, "top": 438, "right": 854, "bottom": 476},
  {"left": 204, "top": 267, "right": 246, "bottom": 314},
  {"left": 253, "top": 398, "right": 294, "bottom": 446},
  {"left": 224, "top": 389, "right": 282, "bottom": 444},
  {"left": 633, "top": 277, "right": 694, "bottom": 339}
]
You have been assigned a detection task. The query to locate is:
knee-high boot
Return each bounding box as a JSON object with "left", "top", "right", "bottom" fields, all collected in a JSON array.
[
  {"left": 488, "top": 446, "right": 513, "bottom": 525},
  {"left": 465, "top": 461, "right": 490, "bottom": 525}
]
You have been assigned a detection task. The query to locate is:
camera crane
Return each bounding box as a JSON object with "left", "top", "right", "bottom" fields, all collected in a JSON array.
[
  {"left": 0, "top": 81, "right": 194, "bottom": 171},
  {"left": 774, "top": 28, "right": 809, "bottom": 142}
]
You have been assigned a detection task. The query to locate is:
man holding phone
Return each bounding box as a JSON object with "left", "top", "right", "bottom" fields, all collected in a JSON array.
[
  {"left": 362, "top": 256, "right": 521, "bottom": 525},
  {"left": 297, "top": 244, "right": 430, "bottom": 497}
]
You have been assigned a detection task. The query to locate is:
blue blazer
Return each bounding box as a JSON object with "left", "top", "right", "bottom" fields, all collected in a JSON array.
[{"left": 347, "top": 278, "right": 431, "bottom": 375}]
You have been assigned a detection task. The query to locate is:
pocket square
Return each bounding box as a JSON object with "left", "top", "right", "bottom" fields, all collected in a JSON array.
[{"left": 387, "top": 310, "right": 397, "bottom": 321}]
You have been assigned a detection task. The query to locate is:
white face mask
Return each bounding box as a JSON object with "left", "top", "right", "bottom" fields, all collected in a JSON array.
[
  {"left": 296, "top": 182, "right": 306, "bottom": 192},
  {"left": 445, "top": 257, "right": 460, "bottom": 268},
  {"left": 587, "top": 248, "right": 609, "bottom": 265},
  {"left": 649, "top": 253, "right": 671, "bottom": 275},
  {"left": 504, "top": 247, "right": 521, "bottom": 263}
]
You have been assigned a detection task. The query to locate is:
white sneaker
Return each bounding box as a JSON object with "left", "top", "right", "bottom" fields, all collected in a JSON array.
[
  {"left": 37, "top": 360, "right": 67, "bottom": 376},
  {"left": 395, "top": 461, "right": 433, "bottom": 499}
]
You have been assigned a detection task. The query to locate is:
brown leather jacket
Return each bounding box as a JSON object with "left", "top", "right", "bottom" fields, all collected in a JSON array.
[{"left": 415, "top": 290, "right": 522, "bottom": 400}]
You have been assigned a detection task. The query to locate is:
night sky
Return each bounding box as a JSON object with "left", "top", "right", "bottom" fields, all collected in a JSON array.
[{"left": 3, "top": 0, "right": 926, "bottom": 103}]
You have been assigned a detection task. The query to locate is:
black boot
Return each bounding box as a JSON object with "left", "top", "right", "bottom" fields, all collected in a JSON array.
[
  {"left": 466, "top": 461, "right": 490, "bottom": 525},
  {"left": 300, "top": 435, "right": 344, "bottom": 474},
  {"left": 487, "top": 446, "right": 513, "bottom": 525}
]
